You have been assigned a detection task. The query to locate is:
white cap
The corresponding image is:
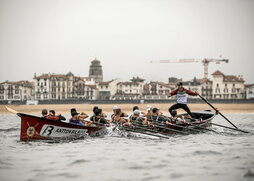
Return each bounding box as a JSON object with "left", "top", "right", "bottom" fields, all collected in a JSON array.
[
  {"left": 146, "top": 105, "right": 152, "bottom": 111},
  {"left": 133, "top": 110, "right": 140, "bottom": 115},
  {"left": 113, "top": 106, "right": 119, "bottom": 110}
]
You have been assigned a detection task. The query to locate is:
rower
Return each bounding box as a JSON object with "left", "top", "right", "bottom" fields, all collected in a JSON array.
[
  {"left": 145, "top": 105, "right": 153, "bottom": 121},
  {"left": 111, "top": 106, "right": 128, "bottom": 124},
  {"left": 90, "top": 108, "right": 111, "bottom": 125},
  {"left": 168, "top": 82, "right": 197, "bottom": 119},
  {"left": 69, "top": 109, "right": 84, "bottom": 125},
  {"left": 129, "top": 110, "right": 147, "bottom": 125},
  {"left": 132, "top": 106, "right": 145, "bottom": 117},
  {"left": 151, "top": 108, "right": 169, "bottom": 123},
  {"left": 41, "top": 109, "right": 48, "bottom": 118},
  {"left": 111, "top": 106, "right": 128, "bottom": 118},
  {"left": 93, "top": 106, "right": 107, "bottom": 118},
  {"left": 47, "top": 110, "right": 66, "bottom": 121},
  {"left": 79, "top": 112, "right": 93, "bottom": 126},
  {"left": 170, "top": 110, "right": 186, "bottom": 125}
]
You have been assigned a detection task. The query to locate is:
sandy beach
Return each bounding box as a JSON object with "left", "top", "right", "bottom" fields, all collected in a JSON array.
[{"left": 0, "top": 103, "right": 253, "bottom": 115}]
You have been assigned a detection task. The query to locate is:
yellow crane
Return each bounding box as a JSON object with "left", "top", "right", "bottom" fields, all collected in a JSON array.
[{"left": 150, "top": 58, "right": 229, "bottom": 79}]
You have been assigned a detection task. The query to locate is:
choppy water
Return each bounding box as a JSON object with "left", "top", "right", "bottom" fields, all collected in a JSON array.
[{"left": 0, "top": 113, "right": 254, "bottom": 181}]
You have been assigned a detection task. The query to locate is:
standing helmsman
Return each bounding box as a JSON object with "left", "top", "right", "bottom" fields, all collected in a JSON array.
[{"left": 168, "top": 82, "right": 197, "bottom": 118}]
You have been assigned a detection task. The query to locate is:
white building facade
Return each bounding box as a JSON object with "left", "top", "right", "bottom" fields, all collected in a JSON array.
[
  {"left": 246, "top": 84, "right": 254, "bottom": 99},
  {"left": 98, "top": 79, "right": 120, "bottom": 100},
  {"left": 143, "top": 81, "right": 173, "bottom": 99},
  {"left": 212, "top": 70, "right": 245, "bottom": 99},
  {"left": 0, "top": 81, "right": 33, "bottom": 101}
]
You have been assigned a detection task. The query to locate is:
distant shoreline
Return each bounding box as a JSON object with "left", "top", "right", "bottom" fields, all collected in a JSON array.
[{"left": 0, "top": 103, "right": 254, "bottom": 115}]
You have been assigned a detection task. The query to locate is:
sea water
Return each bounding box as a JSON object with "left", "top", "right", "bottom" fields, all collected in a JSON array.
[{"left": 0, "top": 114, "right": 254, "bottom": 181}]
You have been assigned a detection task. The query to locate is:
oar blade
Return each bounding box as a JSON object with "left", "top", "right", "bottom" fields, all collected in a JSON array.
[{"left": 5, "top": 106, "right": 19, "bottom": 114}]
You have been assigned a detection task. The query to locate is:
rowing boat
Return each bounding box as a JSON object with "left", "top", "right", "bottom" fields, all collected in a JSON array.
[
  {"left": 18, "top": 113, "right": 106, "bottom": 141},
  {"left": 6, "top": 105, "right": 217, "bottom": 140}
]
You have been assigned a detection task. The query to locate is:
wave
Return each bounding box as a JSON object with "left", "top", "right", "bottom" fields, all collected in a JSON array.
[
  {"left": 0, "top": 128, "right": 19, "bottom": 132},
  {"left": 244, "top": 170, "right": 254, "bottom": 178},
  {"left": 68, "top": 159, "right": 90, "bottom": 166},
  {"left": 193, "top": 150, "right": 222, "bottom": 155}
]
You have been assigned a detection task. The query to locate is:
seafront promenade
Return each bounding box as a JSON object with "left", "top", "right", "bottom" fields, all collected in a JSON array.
[{"left": 1, "top": 103, "right": 254, "bottom": 115}]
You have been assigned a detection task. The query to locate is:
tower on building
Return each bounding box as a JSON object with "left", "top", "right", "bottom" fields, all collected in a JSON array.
[{"left": 89, "top": 58, "right": 103, "bottom": 83}]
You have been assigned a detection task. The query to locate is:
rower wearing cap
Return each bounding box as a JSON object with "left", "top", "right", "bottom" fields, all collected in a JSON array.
[
  {"left": 145, "top": 105, "right": 153, "bottom": 121},
  {"left": 168, "top": 82, "right": 197, "bottom": 118},
  {"left": 111, "top": 106, "right": 128, "bottom": 118},
  {"left": 69, "top": 108, "right": 84, "bottom": 125},
  {"left": 111, "top": 106, "right": 126, "bottom": 124},
  {"left": 129, "top": 109, "right": 147, "bottom": 125},
  {"left": 90, "top": 108, "right": 111, "bottom": 124},
  {"left": 93, "top": 106, "right": 107, "bottom": 118},
  {"left": 132, "top": 106, "right": 145, "bottom": 117}
]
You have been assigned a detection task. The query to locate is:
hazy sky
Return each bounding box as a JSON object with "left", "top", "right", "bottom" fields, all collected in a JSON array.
[{"left": 0, "top": 0, "right": 253, "bottom": 83}]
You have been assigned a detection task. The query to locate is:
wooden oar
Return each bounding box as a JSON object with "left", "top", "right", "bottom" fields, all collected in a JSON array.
[
  {"left": 188, "top": 122, "right": 218, "bottom": 134},
  {"left": 196, "top": 93, "right": 238, "bottom": 129},
  {"left": 155, "top": 122, "right": 202, "bottom": 133},
  {"left": 131, "top": 123, "right": 176, "bottom": 136},
  {"left": 5, "top": 106, "right": 19, "bottom": 114},
  {"left": 123, "top": 127, "right": 170, "bottom": 139},
  {"left": 211, "top": 123, "right": 250, "bottom": 134},
  {"left": 152, "top": 123, "right": 188, "bottom": 135}
]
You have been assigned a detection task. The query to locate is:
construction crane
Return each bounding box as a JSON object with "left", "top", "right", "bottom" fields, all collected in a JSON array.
[{"left": 150, "top": 58, "right": 229, "bottom": 79}]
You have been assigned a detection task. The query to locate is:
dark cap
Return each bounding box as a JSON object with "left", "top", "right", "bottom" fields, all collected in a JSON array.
[
  {"left": 71, "top": 108, "right": 79, "bottom": 116},
  {"left": 94, "top": 108, "right": 102, "bottom": 116},
  {"left": 93, "top": 106, "right": 99, "bottom": 113},
  {"left": 177, "top": 82, "right": 183, "bottom": 86},
  {"left": 152, "top": 108, "right": 159, "bottom": 113},
  {"left": 49, "top": 110, "right": 55, "bottom": 114},
  {"left": 71, "top": 108, "right": 77, "bottom": 113},
  {"left": 71, "top": 111, "right": 79, "bottom": 116}
]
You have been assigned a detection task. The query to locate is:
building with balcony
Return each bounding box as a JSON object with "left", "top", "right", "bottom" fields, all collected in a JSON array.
[
  {"left": 0, "top": 80, "right": 33, "bottom": 101},
  {"left": 212, "top": 70, "right": 245, "bottom": 99}
]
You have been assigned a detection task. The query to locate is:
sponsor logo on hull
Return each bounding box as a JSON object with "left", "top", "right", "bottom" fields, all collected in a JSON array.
[{"left": 40, "top": 124, "right": 88, "bottom": 138}]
